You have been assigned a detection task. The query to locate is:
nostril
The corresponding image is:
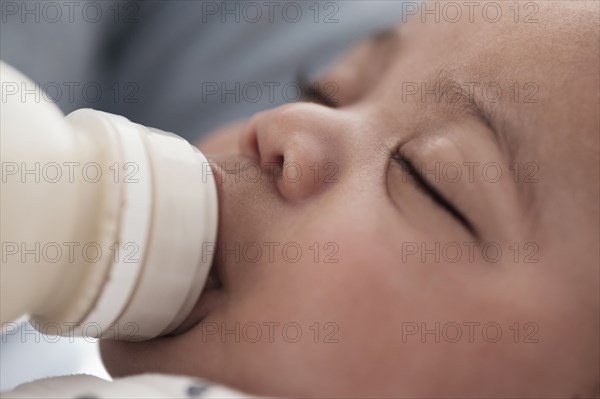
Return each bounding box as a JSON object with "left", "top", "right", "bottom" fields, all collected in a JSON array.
[
  {"left": 267, "top": 155, "right": 285, "bottom": 183},
  {"left": 275, "top": 155, "right": 284, "bottom": 168}
]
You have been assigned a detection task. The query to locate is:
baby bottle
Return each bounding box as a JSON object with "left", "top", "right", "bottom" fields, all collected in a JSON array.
[{"left": 0, "top": 61, "right": 219, "bottom": 341}]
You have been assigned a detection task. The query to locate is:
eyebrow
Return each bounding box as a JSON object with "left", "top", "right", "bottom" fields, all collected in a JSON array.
[
  {"left": 366, "top": 31, "right": 536, "bottom": 226},
  {"left": 364, "top": 27, "right": 520, "bottom": 171},
  {"left": 368, "top": 30, "right": 511, "bottom": 154},
  {"left": 365, "top": 29, "right": 515, "bottom": 164},
  {"left": 422, "top": 70, "right": 515, "bottom": 166},
  {"left": 416, "top": 70, "right": 539, "bottom": 220}
]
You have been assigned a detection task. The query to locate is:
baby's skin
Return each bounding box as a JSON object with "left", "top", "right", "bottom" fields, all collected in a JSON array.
[{"left": 101, "top": 2, "right": 600, "bottom": 397}]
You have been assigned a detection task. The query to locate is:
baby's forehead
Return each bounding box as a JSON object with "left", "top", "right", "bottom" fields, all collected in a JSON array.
[{"left": 397, "top": 1, "right": 597, "bottom": 68}]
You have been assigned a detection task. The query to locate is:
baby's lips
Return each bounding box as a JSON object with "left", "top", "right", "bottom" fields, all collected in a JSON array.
[
  {"left": 167, "top": 288, "right": 219, "bottom": 337},
  {"left": 167, "top": 255, "right": 223, "bottom": 337},
  {"left": 203, "top": 267, "right": 220, "bottom": 290}
]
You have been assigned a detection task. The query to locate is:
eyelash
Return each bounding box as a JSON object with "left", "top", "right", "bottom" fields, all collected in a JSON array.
[
  {"left": 300, "top": 83, "right": 338, "bottom": 107},
  {"left": 390, "top": 151, "right": 477, "bottom": 237},
  {"left": 296, "top": 71, "right": 338, "bottom": 108}
]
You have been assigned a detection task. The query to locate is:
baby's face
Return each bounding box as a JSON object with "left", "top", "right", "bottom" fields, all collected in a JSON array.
[{"left": 101, "top": 2, "right": 599, "bottom": 397}]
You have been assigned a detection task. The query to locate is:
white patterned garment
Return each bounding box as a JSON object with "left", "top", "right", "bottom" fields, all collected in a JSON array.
[{"left": 2, "top": 374, "right": 254, "bottom": 399}]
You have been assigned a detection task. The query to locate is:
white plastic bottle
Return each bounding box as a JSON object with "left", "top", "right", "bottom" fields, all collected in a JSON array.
[{"left": 0, "top": 61, "right": 219, "bottom": 341}]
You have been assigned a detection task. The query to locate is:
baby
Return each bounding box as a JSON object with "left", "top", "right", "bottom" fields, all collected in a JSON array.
[{"left": 101, "top": 2, "right": 600, "bottom": 398}]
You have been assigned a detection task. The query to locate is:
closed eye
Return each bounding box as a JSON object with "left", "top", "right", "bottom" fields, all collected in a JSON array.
[
  {"left": 392, "top": 153, "right": 478, "bottom": 238},
  {"left": 299, "top": 82, "right": 339, "bottom": 107},
  {"left": 296, "top": 72, "right": 339, "bottom": 108}
]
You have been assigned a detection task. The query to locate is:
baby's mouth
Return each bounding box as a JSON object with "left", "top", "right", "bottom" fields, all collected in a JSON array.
[
  {"left": 203, "top": 255, "right": 223, "bottom": 290},
  {"left": 167, "top": 252, "right": 224, "bottom": 337}
]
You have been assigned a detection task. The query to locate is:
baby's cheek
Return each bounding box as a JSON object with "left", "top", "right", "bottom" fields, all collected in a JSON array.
[{"left": 195, "top": 121, "right": 246, "bottom": 154}]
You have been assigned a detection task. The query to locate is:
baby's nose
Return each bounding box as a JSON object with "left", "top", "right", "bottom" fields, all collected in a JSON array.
[{"left": 240, "top": 103, "right": 349, "bottom": 202}]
